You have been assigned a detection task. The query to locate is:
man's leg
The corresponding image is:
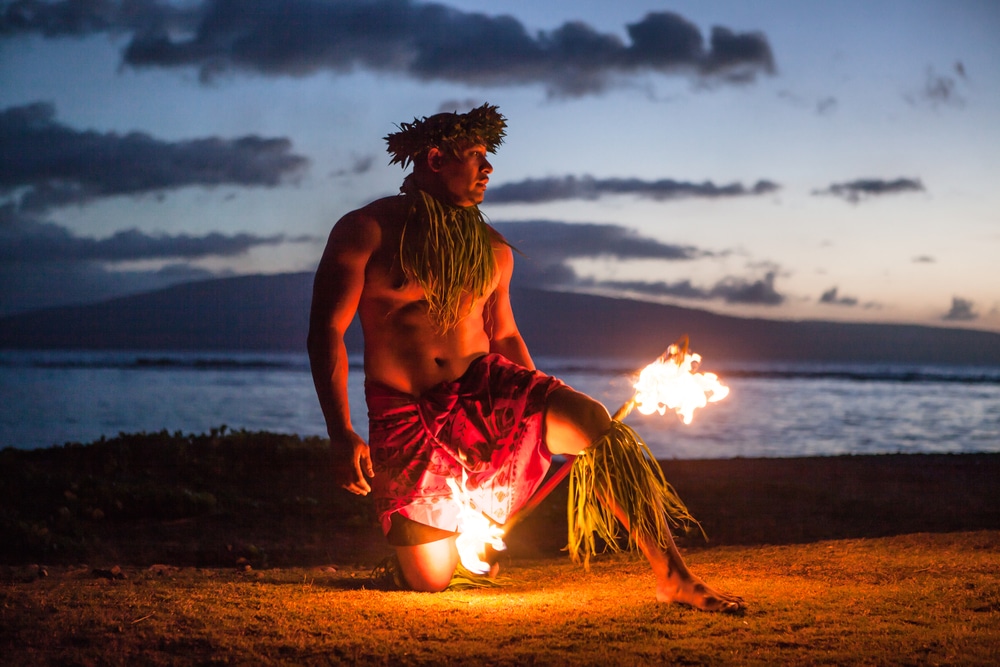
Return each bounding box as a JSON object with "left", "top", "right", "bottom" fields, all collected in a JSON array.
[
  {"left": 394, "top": 537, "right": 460, "bottom": 593},
  {"left": 386, "top": 512, "right": 461, "bottom": 592},
  {"left": 545, "top": 386, "right": 742, "bottom": 612}
]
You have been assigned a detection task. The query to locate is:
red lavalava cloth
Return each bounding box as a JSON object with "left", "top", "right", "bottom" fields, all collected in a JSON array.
[{"left": 366, "top": 353, "right": 566, "bottom": 534}]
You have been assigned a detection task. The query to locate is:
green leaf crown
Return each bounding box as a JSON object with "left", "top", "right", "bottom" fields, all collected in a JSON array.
[{"left": 385, "top": 103, "right": 506, "bottom": 169}]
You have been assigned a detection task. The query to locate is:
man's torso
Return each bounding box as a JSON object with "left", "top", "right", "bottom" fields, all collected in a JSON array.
[{"left": 353, "top": 196, "right": 506, "bottom": 396}]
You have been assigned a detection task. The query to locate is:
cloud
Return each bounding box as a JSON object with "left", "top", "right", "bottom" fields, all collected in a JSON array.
[
  {"left": 591, "top": 274, "right": 785, "bottom": 305},
  {"left": 1, "top": 102, "right": 308, "bottom": 212},
  {"left": 0, "top": 209, "right": 314, "bottom": 314},
  {"left": 0, "top": 201, "right": 243, "bottom": 315},
  {"left": 0, "top": 101, "right": 313, "bottom": 313},
  {"left": 816, "top": 97, "right": 837, "bottom": 115},
  {"left": 488, "top": 175, "right": 779, "bottom": 204},
  {"left": 777, "top": 90, "right": 838, "bottom": 116},
  {"left": 594, "top": 278, "right": 710, "bottom": 300},
  {"left": 0, "top": 214, "right": 311, "bottom": 263},
  {"left": 3, "top": 2, "right": 775, "bottom": 96},
  {"left": 819, "top": 286, "right": 858, "bottom": 307},
  {"left": 494, "top": 219, "right": 701, "bottom": 288},
  {"left": 912, "top": 255, "right": 935, "bottom": 264},
  {"left": 493, "top": 220, "right": 784, "bottom": 306},
  {"left": 494, "top": 221, "right": 706, "bottom": 262},
  {"left": 812, "top": 178, "right": 925, "bottom": 204},
  {"left": 942, "top": 297, "right": 978, "bottom": 322},
  {"left": 708, "top": 271, "right": 784, "bottom": 305},
  {"left": 906, "top": 63, "right": 968, "bottom": 109},
  {"left": 331, "top": 154, "right": 375, "bottom": 178},
  {"left": 0, "top": 0, "right": 199, "bottom": 37}
]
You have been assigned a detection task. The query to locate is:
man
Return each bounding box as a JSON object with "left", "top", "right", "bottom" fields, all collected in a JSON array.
[{"left": 308, "top": 104, "right": 741, "bottom": 612}]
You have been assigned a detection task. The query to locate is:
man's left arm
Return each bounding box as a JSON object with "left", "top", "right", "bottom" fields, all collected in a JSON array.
[{"left": 486, "top": 243, "right": 535, "bottom": 370}]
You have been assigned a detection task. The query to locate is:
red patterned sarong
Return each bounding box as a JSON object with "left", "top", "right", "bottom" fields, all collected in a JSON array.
[{"left": 366, "top": 353, "right": 566, "bottom": 535}]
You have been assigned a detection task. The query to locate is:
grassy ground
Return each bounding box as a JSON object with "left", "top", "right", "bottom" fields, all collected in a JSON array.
[
  {"left": 2, "top": 431, "right": 999, "bottom": 664},
  {"left": 3, "top": 533, "right": 998, "bottom": 665}
]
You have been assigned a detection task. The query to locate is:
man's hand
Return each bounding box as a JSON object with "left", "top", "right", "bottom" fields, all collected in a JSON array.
[{"left": 331, "top": 431, "right": 374, "bottom": 495}]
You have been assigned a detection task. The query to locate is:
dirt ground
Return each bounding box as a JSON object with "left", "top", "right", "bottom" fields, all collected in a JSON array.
[{"left": 2, "top": 433, "right": 999, "bottom": 664}]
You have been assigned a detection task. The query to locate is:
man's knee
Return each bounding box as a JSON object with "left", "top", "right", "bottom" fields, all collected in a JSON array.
[
  {"left": 394, "top": 538, "right": 458, "bottom": 592},
  {"left": 545, "top": 387, "right": 611, "bottom": 456}
]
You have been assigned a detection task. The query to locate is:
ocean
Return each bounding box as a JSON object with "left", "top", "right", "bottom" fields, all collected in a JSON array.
[{"left": 2, "top": 349, "right": 999, "bottom": 458}]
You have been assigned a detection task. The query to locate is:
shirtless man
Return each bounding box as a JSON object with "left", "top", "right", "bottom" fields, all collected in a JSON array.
[{"left": 308, "top": 104, "right": 741, "bottom": 612}]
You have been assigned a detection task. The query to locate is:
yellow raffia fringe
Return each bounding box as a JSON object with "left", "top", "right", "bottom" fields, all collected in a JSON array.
[
  {"left": 399, "top": 187, "right": 497, "bottom": 332},
  {"left": 567, "top": 420, "right": 703, "bottom": 568}
]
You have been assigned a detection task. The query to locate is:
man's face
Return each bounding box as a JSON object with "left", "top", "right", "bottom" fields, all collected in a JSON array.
[{"left": 430, "top": 144, "right": 493, "bottom": 207}]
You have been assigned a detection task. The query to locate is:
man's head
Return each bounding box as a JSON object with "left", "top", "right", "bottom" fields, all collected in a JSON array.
[{"left": 385, "top": 104, "right": 506, "bottom": 206}]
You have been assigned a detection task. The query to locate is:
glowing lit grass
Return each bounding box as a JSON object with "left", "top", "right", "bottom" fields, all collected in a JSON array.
[{"left": 2, "top": 532, "right": 998, "bottom": 665}]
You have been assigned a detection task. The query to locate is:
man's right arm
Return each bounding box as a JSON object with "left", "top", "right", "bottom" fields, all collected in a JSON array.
[{"left": 307, "top": 211, "right": 379, "bottom": 495}]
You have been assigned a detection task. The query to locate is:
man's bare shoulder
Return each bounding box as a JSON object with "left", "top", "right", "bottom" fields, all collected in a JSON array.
[
  {"left": 326, "top": 195, "right": 407, "bottom": 251},
  {"left": 486, "top": 223, "right": 512, "bottom": 247},
  {"left": 338, "top": 195, "right": 407, "bottom": 227}
]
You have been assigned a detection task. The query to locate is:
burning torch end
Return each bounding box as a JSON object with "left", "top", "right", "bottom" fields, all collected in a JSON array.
[
  {"left": 501, "top": 335, "right": 711, "bottom": 540},
  {"left": 661, "top": 335, "right": 690, "bottom": 364}
]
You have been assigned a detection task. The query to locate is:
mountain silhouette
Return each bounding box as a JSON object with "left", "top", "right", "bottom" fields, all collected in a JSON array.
[{"left": 1, "top": 272, "right": 998, "bottom": 365}]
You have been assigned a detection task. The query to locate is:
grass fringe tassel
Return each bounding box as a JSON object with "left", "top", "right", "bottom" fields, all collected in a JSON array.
[
  {"left": 567, "top": 420, "right": 703, "bottom": 568},
  {"left": 399, "top": 186, "right": 497, "bottom": 332}
]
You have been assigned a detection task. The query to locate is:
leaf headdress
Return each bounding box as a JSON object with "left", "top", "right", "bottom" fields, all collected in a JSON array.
[{"left": 385, "top": 103, "right": 507, "bottom": 169}]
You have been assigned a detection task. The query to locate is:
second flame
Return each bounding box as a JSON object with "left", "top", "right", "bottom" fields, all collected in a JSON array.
[{"left": 632, "top": 344, "right": 730, "bottom": 425}]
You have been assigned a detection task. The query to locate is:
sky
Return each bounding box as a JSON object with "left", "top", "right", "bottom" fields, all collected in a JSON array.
[{"left": 2, "top": 0, "right": 999, "bottom": 333}]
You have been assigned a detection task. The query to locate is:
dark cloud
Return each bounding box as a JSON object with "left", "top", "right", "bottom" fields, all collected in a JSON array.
[
  {"left": 816, "top": 97, "right": 837, "bottom": 115},
  {"left": 812, "top": 178, "right": 925, "bottom": 204},
  {"left": 913, "top": 255, "right": 935, "bottom": 264},
  {"left": 493, "top": 221, "right": 705, "bottom": 262},
  {"left": 0, "top": 0, "right": 127, "bottom": 36},
  {"left": 698, "top": 24, "right": 775, "bottom": 81},
  {"left": 488, "top": 175, "right": 779, "bottom": 204},
  {"left": 777, "top": 90, "right": 838, "bottom": 116},
  {"left": 709, "top": 271, "right": 784, "bottom": 305},
  {"left": 0, "top": 198, "right": 238, "bottom": 316},
  {"left": 0, "top": 214, "right": 308, "bottom": 263},
  {"left": 819, "top": 286, "right": 858, "bottom": 307},
  {"left": 942, "top": 297, "right": 978, "bottom": 322},
  {"left": 1, "top": 102, "right": 308, "bottom": 212},
  {"left": 494, "top": 220, "right": 700, "bottom": 290},
  {"left": 588, "top": 272, "right": 784, "bottom": 305},
  {"left": 906, "top": 64, "right": 968, "bottom": 109},
  {"left": 492, "top": 220, "right": 784, "bottom": 306},
  {"left": 331, "top": 154, "right": 375, "bottom": 178},
  {"left": 3, "top": 2, "right": 775, "bottom": 96},
  {"left": 0, "top": 208, "right": 314, "bottom": 314},
  {"left": 594, "top": 278, "right": 708, "bottom": 300},
  {"left": 0, "top": 98, "right": 314, "bottom": 313},
  {"left": 0, "top": 0, "right": 199, "bottom": 37}
]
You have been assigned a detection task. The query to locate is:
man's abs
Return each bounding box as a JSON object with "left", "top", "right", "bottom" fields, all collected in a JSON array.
[{"left": 360, "top": 313, "right": 492, "bottom": 395}]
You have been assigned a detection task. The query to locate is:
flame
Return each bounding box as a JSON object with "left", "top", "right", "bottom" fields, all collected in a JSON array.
[
  {"left": 632, "top": 344, "right": 730, "bottom": 425},
  {"left": 446, "top": 473, "right": 506, "bottom": 575}
]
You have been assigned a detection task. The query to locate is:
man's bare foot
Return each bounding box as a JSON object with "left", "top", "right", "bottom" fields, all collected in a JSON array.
[
  {"left": 656, "top": 574, "right": 744, "bottom": 613},
  {"left": 488, "top": 562, "right": 500, "bottom": 579}
]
